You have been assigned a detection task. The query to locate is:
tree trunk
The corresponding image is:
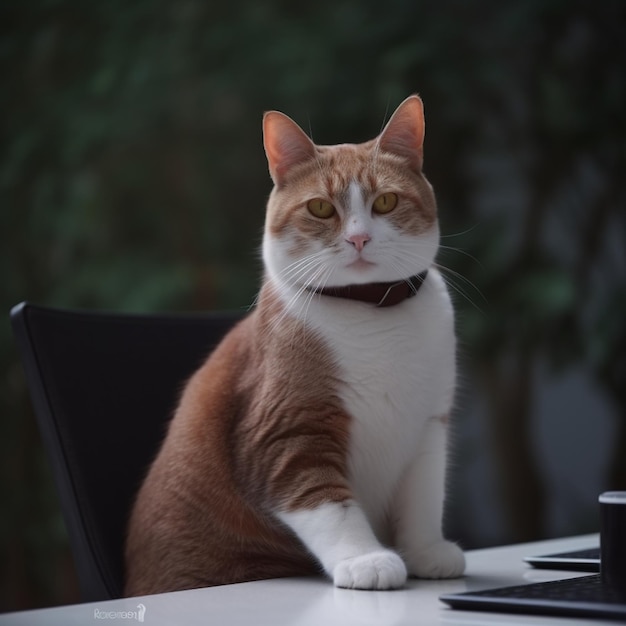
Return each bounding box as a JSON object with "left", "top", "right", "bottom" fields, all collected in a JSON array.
[{"left": 481, "top": 348, "right": 546, "bottom": 543}]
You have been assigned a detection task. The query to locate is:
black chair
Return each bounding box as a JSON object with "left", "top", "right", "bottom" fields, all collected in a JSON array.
[{"left": 10, "top": 302, "right": 243, "bottom": 602}]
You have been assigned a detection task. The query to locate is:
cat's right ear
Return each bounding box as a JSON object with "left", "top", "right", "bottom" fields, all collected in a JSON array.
[{"left": 263, "top": 111, "right": 316, "bottom": 187}]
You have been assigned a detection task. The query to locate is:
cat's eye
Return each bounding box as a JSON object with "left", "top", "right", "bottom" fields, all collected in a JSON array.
[
  {"left": 372, "top": 193, "right": 398, "bottom": 214},
  {"left": 307, "top": 198, "right": 335, "bottom": 219}
]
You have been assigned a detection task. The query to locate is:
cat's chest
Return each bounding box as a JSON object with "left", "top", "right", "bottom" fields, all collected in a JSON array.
[
  {"left": 308, "top": 271, "right": 455, "bottom": 419},
  {"left": 299, "top": 271, "right": 456, "bottom": 523}
]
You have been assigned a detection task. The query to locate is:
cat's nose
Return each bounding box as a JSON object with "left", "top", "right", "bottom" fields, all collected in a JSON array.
[{"left": 346, "top": 233, "right": 371, "bottom": 252}]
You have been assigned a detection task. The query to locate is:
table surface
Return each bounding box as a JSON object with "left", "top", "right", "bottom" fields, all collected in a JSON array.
[{"left": 0, "top": 534, "right": 602, "bottom": 626}]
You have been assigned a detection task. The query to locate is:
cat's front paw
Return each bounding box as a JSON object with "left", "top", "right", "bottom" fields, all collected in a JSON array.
[
  {"left": 406, "top": 540, "right": 465, "bottom": 579},
  {"left": 333, "top": 550, "right": 407, "bottom": 590}
]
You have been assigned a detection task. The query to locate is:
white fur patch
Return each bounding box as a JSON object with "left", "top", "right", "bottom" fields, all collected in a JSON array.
[
  {"left": 343, "top": 180, "right": 370, "bottom": 242},
  {"left": 304, "top": 270, "right": 456, "bottom": 539},
  {"left": 267, "top": 175, "right": 463, "bottom": 582},
  {"left": 277, "top": 501, "right": 407, "bottom": 589}
]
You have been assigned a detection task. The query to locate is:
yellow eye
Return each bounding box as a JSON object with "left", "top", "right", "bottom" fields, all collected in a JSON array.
[
  {"left": 307, "top": 198, "right": 335, "bottom": 219},
  {"left": 373, "top": 192, "right": 398, "bottom": 214}
]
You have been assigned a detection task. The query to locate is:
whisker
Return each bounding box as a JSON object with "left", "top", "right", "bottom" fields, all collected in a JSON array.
[
  {"left": 437, "top": 264, "right": 486, "bottom": 301},
  {"left": 247, "top": 290, "right": 261, "bottom": 312},
  {"left": 286, "top": 262, "right": 331, "bottom": 344},
  {"left": 266, "top": 256, "right": 331, "bottom": 336},
  {"left": 279, "top": 260, "right": 322, "bottom": 286},
  {"left": 298, "top": 264, "right": 334, "bottom": 342},
  {"left": 440, "top": 222, "right": 484, "bottom": 239},
  {"left": 388, "top": 258, "right": 420, "bottom": 296},
  {"left": 388, "top": 245, "right": 486, "bottom": 312},
  {"left": 278, "top": 250, "right": 327, "bottom": 278},
  {"left": 437, "top": 267, "right": 486, "bottom": 313},
  {"left": 276, "top": 252, "right": 329, "bottom": 291},
  {"left": 388, "top": 262, "right": 429, "bottom": 293},
  {"left": 379, "top": 97, "right": 391, "bottom": 135},
  {"left": 437, "top": 244, "right": 484, "bottom": 269},
  {"left": 391, "top": 242, "right": 484, "bottom": 297},
  {"left": 388, "top": 244, "right": 435, "bottom": 269}
]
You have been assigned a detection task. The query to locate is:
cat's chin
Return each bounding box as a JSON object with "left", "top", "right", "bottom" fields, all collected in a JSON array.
[{"left": 329, "top": 263, "right": 421, "bottom": 287}]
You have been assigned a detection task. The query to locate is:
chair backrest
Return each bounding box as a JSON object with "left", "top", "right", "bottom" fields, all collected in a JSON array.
[{"left": 10, "top": 302, "right": 243, "bottom": 602}]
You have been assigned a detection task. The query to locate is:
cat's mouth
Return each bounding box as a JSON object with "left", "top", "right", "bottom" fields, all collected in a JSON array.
[{"left": 346, "top": 258, "right": 377, "bottom": 271}]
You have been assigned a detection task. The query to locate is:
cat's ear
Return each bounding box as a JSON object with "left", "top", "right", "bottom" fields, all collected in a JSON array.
[
  {"left": 378, "top": 95, "right": 425, "bottom": 173},
  {"left": 263, "top": 111, "right": 316, "bottom": 186}
]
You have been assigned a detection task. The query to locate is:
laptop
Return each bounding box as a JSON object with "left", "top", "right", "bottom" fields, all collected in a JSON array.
[
  {"left": 440, "top": 547, "right": 626, "bottom": 620},
  {"left": 524, "top": 546, "right": 600, "bottom": 572}
]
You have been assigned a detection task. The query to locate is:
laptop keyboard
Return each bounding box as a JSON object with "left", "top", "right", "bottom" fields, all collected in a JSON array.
[
  {"left": 477, "top": 574, "right": 624, "bottom": 603},
  {"left": 441, "top": 574, "right": 626, "bottom": 620}
]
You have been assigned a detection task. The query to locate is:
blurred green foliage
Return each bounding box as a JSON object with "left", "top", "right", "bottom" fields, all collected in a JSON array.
[{"left": 1, "top": 0, "right": 625, "bottom": 611}]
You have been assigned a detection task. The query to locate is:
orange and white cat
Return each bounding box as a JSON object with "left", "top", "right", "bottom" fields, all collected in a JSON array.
[{"left": 125, "top": 95, "right": 465, "bottom": 595}]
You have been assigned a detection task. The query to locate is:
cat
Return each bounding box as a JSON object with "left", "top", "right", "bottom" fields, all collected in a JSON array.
[{"left": 124, "top": 95, "right": 465, "bottom": 596}]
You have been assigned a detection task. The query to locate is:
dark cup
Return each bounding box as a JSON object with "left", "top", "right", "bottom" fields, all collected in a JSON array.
[{"left": 600, "top": 491, "right": 626, "bottom": 588}]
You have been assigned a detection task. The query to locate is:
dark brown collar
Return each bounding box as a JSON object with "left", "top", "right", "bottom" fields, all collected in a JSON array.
[{"left": 308, "top": 270, "right": 428, "bottom": 307}]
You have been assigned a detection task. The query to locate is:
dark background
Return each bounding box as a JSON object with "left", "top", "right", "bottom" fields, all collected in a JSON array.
[{"left": 2, "top": 0, "right": 625, "bottom": 612}]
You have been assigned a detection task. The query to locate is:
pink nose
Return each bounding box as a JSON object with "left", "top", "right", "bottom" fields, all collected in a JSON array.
[{"left": 346, "top": 233, "right": 371, "bottom": 252}]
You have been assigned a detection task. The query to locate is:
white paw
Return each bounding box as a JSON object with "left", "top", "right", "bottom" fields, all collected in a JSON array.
[
  {"left": 333, "top": 550, "right": 407, "bottom": 590},
  {"left": 406, "top": 540, "right": 465, "bottom": 579}
]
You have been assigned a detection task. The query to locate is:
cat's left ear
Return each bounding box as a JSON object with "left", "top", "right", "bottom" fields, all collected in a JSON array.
[
  {"left": 378, "top": 95, "right": 425, "bottom": 173},
  {"left": 263, "top": 111, "right": 316, "bottom": 187}
]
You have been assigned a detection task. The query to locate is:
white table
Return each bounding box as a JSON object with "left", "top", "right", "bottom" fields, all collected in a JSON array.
[{"left": 0, "top": 534, "right": 601, "bottom": 625}]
